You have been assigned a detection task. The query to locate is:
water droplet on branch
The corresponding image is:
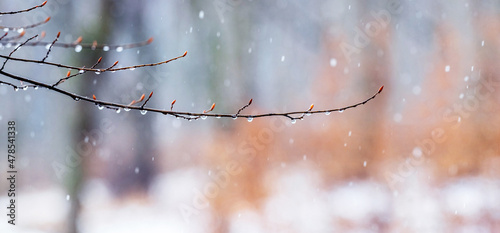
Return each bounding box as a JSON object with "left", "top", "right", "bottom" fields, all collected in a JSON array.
[{"left": 74, "top": 45, "right": 82, "bottom": 52}]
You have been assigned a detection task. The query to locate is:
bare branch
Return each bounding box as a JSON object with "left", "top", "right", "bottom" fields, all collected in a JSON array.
[
  {"left": 0, "top": 31, "right": 26, "bottom": 42},
  {"left": 141, "top": 92, "right": 154, "bottom": 109},
  {"left": 0, "top": 17, "right": 50, "bottom": 32},
  {"left": 0, "top": 51, "right": 187, "bottom": 73},
  {"left": 0, "top": 1, "right": 47, "bottom": 15},
  {"left": 0, "top": 36, "right": 154, "bottom": 51},
  {"left": 41, "top": 32, "right": 60, "bottom": 62},
  {"left": 1, "top": 35, "right": 38, "bottom": 70},
  {"left": 1, "top": 67, "right": 385, "bottom": 121},
  {"left": 0, "top": 32, "right": 8, "bottom": 41},
  {"left": 0, "top": 2, "right": 384, "bottom": 123},
  {"left": 235, "top": 98, "right": 253, "bottom": 116}
]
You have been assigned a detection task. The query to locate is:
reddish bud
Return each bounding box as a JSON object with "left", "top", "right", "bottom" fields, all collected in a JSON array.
[
  {"left": 92, "top": 94, "right": 96, "bottom": 100},
  {"left": 148, "top": 91, "right": 154, "bottom": 98},
  {"left": 45, "top": 17, "right": 51, "bottom": 23},
  {"left": 139, "top": 94, "right": 145, "bottom": 102},
  {"left": 56, "top": 31, "right": 60, "bottom": 38},
  {"left": 97, "top": 57, "right": 102, "bottom": 63},
  {"left": 74, "top": 36, "right": 82, "bottom": 44},
  {"left": 129, "top": 100, "right": 136, "bottom": 106},
  {"left": 248, "top": 98, "right": 253, "bottom": 105},
  {"left": 19, "top": 31, "right": 26, "bottom": 37},
  {"left": 40, "top": 31, "right": 46, "bottom": 38},
  {"left": 203, "top": 103, "right": 216, "bottom": 114},
  {"left": 309, "top": 104, "right": 314, "bottom": 111},
  {"left": 170, "top": 99, "right": 176, "bottom": 110},
  {"left": 147, "top": 37, "right": 154, "bottom": 44},
  {"left": 183, "top": 51, "right": 188, "bottom": 56},
  {"left": 66, "top": 70, "right": 71, "bottom": 77},
  {"left": 113, "top": 61, "right": 119, "bottom": 66},
  {"left": 41, "top": 1, "right": 48, "bottom": 7},
  {"left": 378, "top": 85, "right": 384, "bottom": 94}
]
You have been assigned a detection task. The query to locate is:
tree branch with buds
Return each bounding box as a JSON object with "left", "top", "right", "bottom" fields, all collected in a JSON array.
[{"left": 0, "top": 1, "right": 384, "bottom": 122}]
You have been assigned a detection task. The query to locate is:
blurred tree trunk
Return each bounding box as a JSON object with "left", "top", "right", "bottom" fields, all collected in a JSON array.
[
  {"left": 66, "top": 1, "right": 111, "bottom": 232},
  {"left": 98, "top": 0, "right": 156, "bottom": 194},
  {"left": 67, "top": 0, "right": 158, "bottom": 231}
]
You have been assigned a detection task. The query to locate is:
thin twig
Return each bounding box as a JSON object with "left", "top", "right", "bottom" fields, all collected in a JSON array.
[
  {"left": 235, "top": 98, "right": 253, "bottom": 116},
  {"left": 52, "top": 58, "right": 99, "bottom": 86},
  {"left": 41, "top": 32, "right": 60, "bottom": 62},
  {"left": 140, "top": 91, "right": 154, "bottom": 109},
  {"left": 0, "top": 32, "right": 8, "bottom": 41},
  {"left": 0, "top": 37, "right": 154, "bottom": 51},
  {"left": 0, "top": 51, "right": 187, "bottom": 73},
  {"left": 1, "top": 67, "right": 385, "bottom": 121},
  {"left": 0, "top": 17, "right": 51, "bottom": 31},
  {"left": 0, "top": 1, "right": 47, "bottom": 15},
  {"left": 1, "top": 35, "right": 38, "bottom": 70}
]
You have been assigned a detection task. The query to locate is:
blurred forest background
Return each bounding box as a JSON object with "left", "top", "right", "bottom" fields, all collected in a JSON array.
[{"left": 1, "top": 0, "right": 500, "bottom": 232}]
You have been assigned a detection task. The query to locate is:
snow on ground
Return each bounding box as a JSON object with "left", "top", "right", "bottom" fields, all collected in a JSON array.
[{"left": 1, "top": 168, "right": 499, "bottom": 233}]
